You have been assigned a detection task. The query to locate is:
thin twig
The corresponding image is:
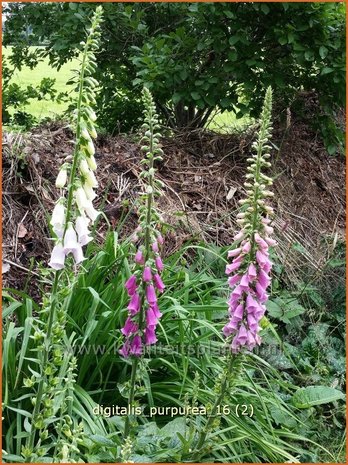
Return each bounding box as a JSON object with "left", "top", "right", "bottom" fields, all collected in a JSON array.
[{"left": 2, "top": 258, "right": 41, "bottom": 277}]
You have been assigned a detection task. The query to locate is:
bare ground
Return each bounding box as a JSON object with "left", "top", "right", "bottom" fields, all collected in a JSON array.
[{"left": 2, "top": 116, "right": 345, "bottom": 298}]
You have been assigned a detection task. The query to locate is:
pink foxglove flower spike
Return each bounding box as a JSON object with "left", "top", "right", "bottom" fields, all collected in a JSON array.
[
  {"left": 120, "top": 88, "right": 166, "bottom": 359},
  {"left": 223, "top": 87, "right": 276, "bottom": 354}
]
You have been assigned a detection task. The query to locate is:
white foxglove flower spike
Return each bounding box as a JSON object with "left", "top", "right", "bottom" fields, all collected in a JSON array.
[{"left": 48, "top": 5, "right": 103, "bottom": 271}]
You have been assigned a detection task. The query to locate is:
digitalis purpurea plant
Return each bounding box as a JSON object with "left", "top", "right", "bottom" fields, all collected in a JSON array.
[{"left": 22, "top": 7, "right": 103, "bottom": 462}]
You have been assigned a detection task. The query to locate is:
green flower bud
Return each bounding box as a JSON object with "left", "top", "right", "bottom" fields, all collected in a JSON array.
[
  {"left": 88, "top": 125, "right": 97, "bottom": 139},
  {"left": 81, "top": 127, "right": 91, "bottom": 141},
  {"left": 40, "top": 430, "right": 49, "bottom": 440},
  {"left": 86, "top": 154, "right": 97, "bottom": 171}
]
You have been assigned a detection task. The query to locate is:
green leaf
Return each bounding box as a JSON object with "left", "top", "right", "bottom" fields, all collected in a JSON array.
[
  {"left": 321, "top": 67, "right": 334, "bottom": 75},
  {"left": 2, "top": 301, "right": 22, "bottom": 319},
  {"left": 287, "top": 32, "right": 295, "bottom": 44},
  {"left": 188, "top": 3, "right": 199, "bottom": 13},
  {"left": 172, "top": 92, "right": 182, "bottom": 104},
  {"left": 161, "top": 417, "right": 187, "bottom": 437},
  {"left": 190, "top": 91, "right": 200, "bottom": 100},
  {"left": 228, "top": 50, "right": 238, "bottom": 62},
  {"left": 261, "top": 4, "right": 270, "bottom": 14},
  {"left": 224, "top": 10, "right": 235, "bottom": 19},
  {"left": 130, "top": 455, "right": 153, "bottom": 463},
  {"left": 292, "top": 386, "right": 345, "bottom": 409},
  {"left": 266, "top": 297, "right": 306, "bottom": 324},
  {"left": 220, "top": 97, "right": 231, "bottom": 109},
  {"left": 327, "top": 144, "right": 337, "bottom": 155},
  {"left": 229, "top": 35, "right": 239, "bottom": 46},
  {"left": 1, "top": 454, "right": 25, "bottom": 463},
  {"left": 319, "top": 45, "right": 328, "bottom": 59},
  {"left": 138, "top": 422, "right": 159, "bottom": 438},
  {"left": 269, "top": 405, "right": 297, "bottom": 428},
  {"left": 15, "top": 316, "right": 33, "bottom": 388},
  {"left": 293, "top": 42, "right": 306, "bottom": 52},
  {"left": 304, "top": 50, "right": 314, "bottom": 61},
  {"left": 89, "top": 434, "right": 116, "bottom": 448},
  {"left": 180, "top": 69, "right": 188, "bottom": 80}
]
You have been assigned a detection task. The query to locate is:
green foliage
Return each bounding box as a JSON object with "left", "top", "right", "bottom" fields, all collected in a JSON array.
[
  {"left": 3, "top": 57, "right": 69, "bottom": 128},
  {"left": 4, "top": 2, "right": 345, "bottom": 139},
  {"left": 3, "top": 231, "right": 345, "bottom": 462},
  {"left": 292, "top": 386, "right": 345, "bottom": 409}
]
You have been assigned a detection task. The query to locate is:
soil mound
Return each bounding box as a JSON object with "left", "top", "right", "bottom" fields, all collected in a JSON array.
[{"left": 2, "top": 118, "right": 345, "bottom": 296}]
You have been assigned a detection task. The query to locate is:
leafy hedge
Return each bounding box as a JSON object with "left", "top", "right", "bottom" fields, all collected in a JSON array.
[{"left": 4, "top": 2, "right": 345, "bottom": 146}]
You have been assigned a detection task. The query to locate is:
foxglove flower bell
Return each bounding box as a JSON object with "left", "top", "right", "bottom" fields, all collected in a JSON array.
[{"left": 48, "top": 243, "right": 66, "bottom": 270}]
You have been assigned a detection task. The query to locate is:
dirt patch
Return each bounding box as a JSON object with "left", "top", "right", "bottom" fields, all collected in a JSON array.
[{"left": 2, "top": 118, "right": 345, "bottom": 297}]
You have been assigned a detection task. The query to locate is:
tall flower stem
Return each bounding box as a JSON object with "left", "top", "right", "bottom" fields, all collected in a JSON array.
[
  {"left": 249, "top": 99, "right": 271, "bottom": 257},
  {"left": 63, "top": 42, "right": 89, "bottom": 231},
  {"left": 123, "top": 358, "right": 139, "bottom": 438},
  {"left": 194, "top": 354, "right": 235, "bottom": 454},
  {"left": 124, "top": 94, "right": 156, "bottom": 439},
  {"left": 27, "top": 270, "right": 60, "bottom": 453},
  {"left": 25, "top": 8, "right": 103, "bottom": 460},
  {"left": 194, "top": 88, "right": 275, "bottom": 460}
]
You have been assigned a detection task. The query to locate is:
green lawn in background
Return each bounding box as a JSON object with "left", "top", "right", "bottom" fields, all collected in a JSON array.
[
  {"left": 4, "top": 45, "right": 251, "bottom": 132},
  {"left": 3, "top": 46, "right": 79, "bottom": 119},
  {"left": 209, "top": 110, "right": 254, "bottom": 133}
]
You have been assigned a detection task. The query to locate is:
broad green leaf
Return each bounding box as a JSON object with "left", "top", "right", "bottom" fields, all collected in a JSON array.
[
  {"left": 321, "top": 67, "right": 334, "bottom": 75},
  {"left": 292, "top": 386, "right": 345, "bottom": 409},
  {"left": 161, "top": 417, "right": 187, "bottom": 438},
  {"left": 319, "top": 45, "right": 328, "bottom": 59},
  {"left": 89, "top": 434, "right": 116, "bottom": 447},
  {"left": 190, "top": 91, "right": 200, "bottom": 100},
  {"left": 229, "top": 35, "right": 239, "bottom": 46}
]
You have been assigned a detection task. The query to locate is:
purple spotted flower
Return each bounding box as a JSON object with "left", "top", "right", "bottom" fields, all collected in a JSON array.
[
  {"left": 223, "top": 227, "right": 275, "bottom": 353},
  {"left": 125, "top": 275, "right": 137, "bottom": 296},
  {"left": 120, "top": 231, "right": 166, "bottom": 357}
]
